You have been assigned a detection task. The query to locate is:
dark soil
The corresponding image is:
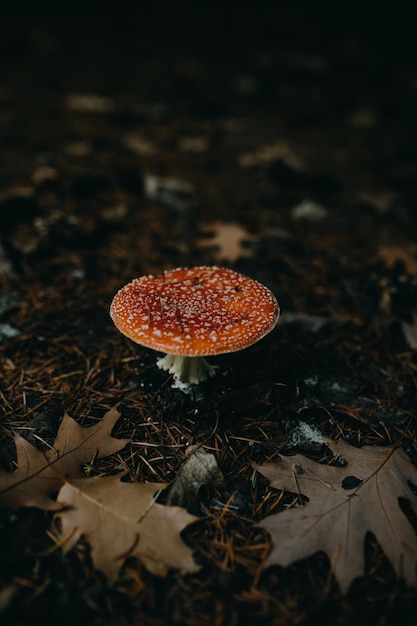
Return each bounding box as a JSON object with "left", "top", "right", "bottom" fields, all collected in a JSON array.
[{"left": 1, "top": 2, "right": 417, "bottom": 625}]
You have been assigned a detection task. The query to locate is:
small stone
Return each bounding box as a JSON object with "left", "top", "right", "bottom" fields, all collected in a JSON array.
[
  {"left": 144, "top": 175, "right": 195, "bottom": 211},
  {"left": 290, "top": 199, "right": 328, "bottom": 221},
  {"left": 0, "top": 323, "right": 21, "bottom": 341}
]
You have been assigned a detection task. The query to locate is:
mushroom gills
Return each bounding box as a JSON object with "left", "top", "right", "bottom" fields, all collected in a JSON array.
[{"left": 156, "top": 353, "right": 217, "bottom": 385}]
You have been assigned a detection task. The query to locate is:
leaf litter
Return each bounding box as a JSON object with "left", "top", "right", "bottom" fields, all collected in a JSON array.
[
  {"left": 257, "top": 437, "right": 417, "bottom": 593},
  {"left": 0, "top": 407, "right": 200, "bottom": 579},
  {"left": 1, "top": 326, "right": 416, "bottom": 599}
]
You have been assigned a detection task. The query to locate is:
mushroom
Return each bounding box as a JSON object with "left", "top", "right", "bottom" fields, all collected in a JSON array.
[{"left": 110, "top": 266, "right": 279, "bottom": 389}]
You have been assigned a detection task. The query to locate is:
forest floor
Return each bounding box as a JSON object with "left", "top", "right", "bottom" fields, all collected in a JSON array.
[{"left": 1, "top": 3, "right": 417, "bottom": 625}]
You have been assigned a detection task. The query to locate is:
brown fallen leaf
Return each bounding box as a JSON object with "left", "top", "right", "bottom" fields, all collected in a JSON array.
[
  {"left": 56, "top": 474, "right": 200, "bottom": 581},
  {"left": 377, "top": 244, "right": 417, "bottom": 277},
  {"left": 257, "top": 439, "right": 417, "bottom": 593},
  {"left": 238, "top": 140, "right": 304, "bottom": 170},
  {"left": 0, "top": 406, "right": 128, "bottom": 510},
  {"left": 197, "top": 221, "right": 258, "bottom": 263},
  {"left": 167, "top": 445, "right": 224, "bottom": 509}
]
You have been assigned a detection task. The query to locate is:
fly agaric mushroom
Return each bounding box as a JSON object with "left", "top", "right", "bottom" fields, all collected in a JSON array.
[{"left": 110, "top": 266, "right": 279, "bottom": 388}]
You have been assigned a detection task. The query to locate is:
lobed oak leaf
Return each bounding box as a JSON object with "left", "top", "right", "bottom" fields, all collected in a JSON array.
[
  {"left": 51, "top": 405, "right": 128, "bottom": 476},
  {"left": 0, "top": 406, "right": 128, "bottom": 511},
  {"left": 0, "top": 434, "right": 62, "bottom": 510},
  {"left": 257, "top": 439, "right": 417, "bottom": 593},
  {"left": 197, "top": 221, "right": 258, "bottom": 263},
  {"left": 55, "top": 474, "right": 200, "bottom": 581},
  {"left": 377, "top": 244, "right": 417, "bottom": 278}
]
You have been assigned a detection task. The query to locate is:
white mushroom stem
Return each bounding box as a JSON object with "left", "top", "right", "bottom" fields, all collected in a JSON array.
[{"left": 156, "top": 353, "right": 217, "bottom": 385}]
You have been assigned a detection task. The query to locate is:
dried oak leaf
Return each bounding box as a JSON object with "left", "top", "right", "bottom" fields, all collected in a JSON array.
[
  {"left": 0, "top": 406, "right": 128, "bottom": 511},
  {"left": 197, "top": 221, "right": 258, "bottom": 263},
  {"left": 56, "top": 474, "right": 200, "bottom": 581},
  {"left": 257, "top": 439, "right": 417, "bottom": 593},
  {"left": 377, "top": 244, "right": 417, "bottom": 277}
]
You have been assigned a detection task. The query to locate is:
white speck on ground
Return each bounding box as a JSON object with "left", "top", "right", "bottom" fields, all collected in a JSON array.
[{"left": 288, "top": 421, "right": 326, "bottom": 447}]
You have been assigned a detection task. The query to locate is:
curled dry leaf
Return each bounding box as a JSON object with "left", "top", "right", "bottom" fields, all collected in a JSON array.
[
  {"left": 257, "top": 438, "right": 417, "bottom": 593},
  {"left": 0, "top": 406, "right": 129, "bottom": 511},
  {"left": 56, "top": 475, "right": 200, "bottom": 581},
  {"left": 167, "top": 444, "right": 224, "bottom": 509}
]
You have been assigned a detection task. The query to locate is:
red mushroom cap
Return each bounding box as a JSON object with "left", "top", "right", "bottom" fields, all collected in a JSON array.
[{"left": 110, "top": 266, "right": 279, "bottom": 357}]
